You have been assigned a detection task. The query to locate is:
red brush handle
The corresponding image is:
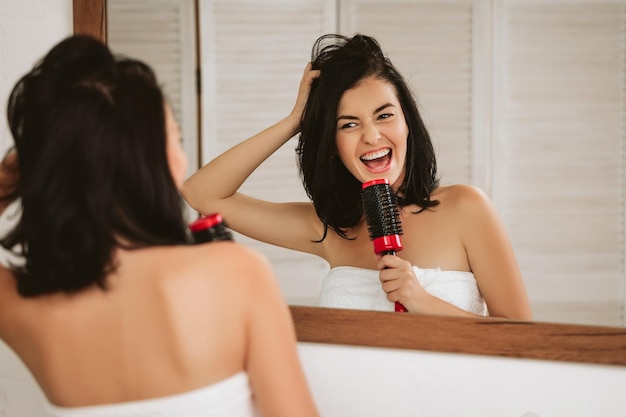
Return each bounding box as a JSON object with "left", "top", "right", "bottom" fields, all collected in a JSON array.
[{"left": 362, "top": 179, "right": 407, "bottom": 313}]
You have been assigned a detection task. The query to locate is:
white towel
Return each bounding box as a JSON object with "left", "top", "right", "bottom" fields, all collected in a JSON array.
[
  {"left": 47, "top": 371, "right": 258, "bottom": 417},
  {"left": 318, "top": 265, "right": 488, "bottom": 315}
]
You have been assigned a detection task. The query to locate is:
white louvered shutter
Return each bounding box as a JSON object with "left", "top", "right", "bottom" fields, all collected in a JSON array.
[
  {"left": 340, "top": 0, "right": 490, "bottom": 190},
  {"left": 492, "top": 0, "right": 626, "bottom": 325},
  {"left": 108, "top": 0, "right": 199, "bottom": 221},
  {"left": 199, "top": 0, "right": 336, "bottom": 305},
  {"left": 343, "top": 0, "right": 626, "bottom": 325}
]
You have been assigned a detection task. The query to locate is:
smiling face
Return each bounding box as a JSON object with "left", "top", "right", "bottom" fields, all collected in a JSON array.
[{"left": 335, "top": 76, "right": 408, "bottom": 188}]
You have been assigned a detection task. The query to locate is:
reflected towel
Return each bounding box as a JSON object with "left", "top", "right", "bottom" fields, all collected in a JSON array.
[{"left": 318, "top": 265, "right": 488, "bottom": 315}]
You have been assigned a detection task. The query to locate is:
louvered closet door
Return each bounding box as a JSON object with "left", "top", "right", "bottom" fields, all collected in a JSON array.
[
  {"left": 199, "top": 0, "right": 335, "bottom": 305},
  {"left": 340, "top": 0, "right": 491, "bottom": 190},
  {"left": 108, "top": 0, "right": 199, "bottom": 221},
  {"left": 492, "top": 0, "right": 626, "bottom": 325}
]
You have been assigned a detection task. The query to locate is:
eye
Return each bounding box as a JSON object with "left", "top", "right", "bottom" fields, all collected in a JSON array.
[
  {"left": 377, "top": 113, "right": 393, "bottom": 120},
  {"left": 339, "top": 121, "right": 358, "bottom": 130}
]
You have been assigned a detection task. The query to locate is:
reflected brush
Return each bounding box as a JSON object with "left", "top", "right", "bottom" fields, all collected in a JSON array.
[
  {"left": 361, "top": 178, "right": 407, "bottom": 312},
  {"left": 189, "top": 212, "right": 234, "bottom": 243}
]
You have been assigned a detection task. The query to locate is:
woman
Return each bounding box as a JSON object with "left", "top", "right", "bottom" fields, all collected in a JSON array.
[
  {"left": 0, "top": 35, "right": 319, "bottom": 417},
  {"left": 183, "top": 33, "right": 532, "bottom": 320}
]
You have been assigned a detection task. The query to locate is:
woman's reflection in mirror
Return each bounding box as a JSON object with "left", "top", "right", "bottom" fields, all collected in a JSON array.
[{"left": 183, "top": 33, "right": 532, "bottom": 320}]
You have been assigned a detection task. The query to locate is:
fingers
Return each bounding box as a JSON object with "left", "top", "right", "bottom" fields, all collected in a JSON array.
[
  {"left": 0, "top": 151, "right": 20, "bottom": 214},
  {"left": 297, "top": 63, "right": 320, "bottom": 99},
  {"left": 1, "top": 148, "right": 18, "bottom": 171},
  {"left": 0, "top": 148, "right": 19, "bottom": 196},
  {"left": 381, "top": 278, "right": 401, "bottom": 297},
  {"left": 379, "top": 267, "right": 413, "bottom": 292},
  {"left": 302, "top": 61, "right": 321, "bottom": 81},
  {"left": 377, "top": 256, "right": 417, "bottom": 309},
  {"left": 381, "top": 279, "right": 409, "bottom": 307},
  {"left": 290, "top": 62, "right": 321, "bottom": 122},
  {"left": 376, "top": 254, "right": 411, "bottom": 274}
]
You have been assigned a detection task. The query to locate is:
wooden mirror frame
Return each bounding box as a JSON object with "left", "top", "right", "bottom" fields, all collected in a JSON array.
[{"left": 73, "top": 0, "right": 626, "bottom": 367}]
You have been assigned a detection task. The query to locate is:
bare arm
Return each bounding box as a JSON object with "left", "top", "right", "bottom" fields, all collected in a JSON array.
[
  {"left": 378, "top": 185, "right": 532, "bottom": 320},
  {"left": 181, "top": 64, "right": 323, "bottom": 255},
  {"left": 245, "top": 251, "right": 320, "bottom": 417},
  {"left": 460, "top": 186, "right": 532, "bottom": 320}
]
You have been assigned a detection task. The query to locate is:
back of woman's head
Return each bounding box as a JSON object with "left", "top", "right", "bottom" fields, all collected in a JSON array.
[
  {"left": 297, "top": 34, "right": 439, "bottom": 239},
  {"left": 3, "top": 35, "right": 188, "bottom": 296}
]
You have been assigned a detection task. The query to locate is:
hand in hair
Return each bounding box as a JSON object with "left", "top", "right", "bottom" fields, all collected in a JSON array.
[
  {"left": 0, "top": 149, "right": 18, "bottom": 213},
  {"left": 288, "top": 62, "right": 320, "bottom": 125}
]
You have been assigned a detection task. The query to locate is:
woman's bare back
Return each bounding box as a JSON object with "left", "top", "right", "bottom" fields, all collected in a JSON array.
[{"left": 0, "top": 242, "right": 256, "bottom": 406}]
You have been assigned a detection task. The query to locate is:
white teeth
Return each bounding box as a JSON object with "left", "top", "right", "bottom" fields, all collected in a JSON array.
[{"left": 361, "top": 149, "right": 390, "bottom": 161}]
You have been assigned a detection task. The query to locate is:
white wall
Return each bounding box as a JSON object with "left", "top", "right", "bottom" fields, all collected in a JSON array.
[
  {"left": 298, "top": 342, "right": 626, "bottom": 417},
  {"left": 0, "top": 0, "right": 72, "bottom": 154},
  {"left": 0, "top": 1, "right": 73, "bottom": 415}
]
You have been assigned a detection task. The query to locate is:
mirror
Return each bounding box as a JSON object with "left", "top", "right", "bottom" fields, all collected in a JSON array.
[{"left": 74, "top": 0, "right": 626, "bottom": 331}]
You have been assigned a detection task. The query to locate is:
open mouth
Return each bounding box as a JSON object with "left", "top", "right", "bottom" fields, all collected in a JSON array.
[{"left": 360, "top": 148, "right": 392, "bottom": 171}]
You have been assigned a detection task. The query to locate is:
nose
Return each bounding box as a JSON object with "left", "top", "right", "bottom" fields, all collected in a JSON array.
[{"left": 361, "top": 121, "right": 381, "bottom": 145}]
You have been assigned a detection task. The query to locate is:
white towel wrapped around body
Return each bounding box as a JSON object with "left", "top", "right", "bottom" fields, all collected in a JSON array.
[
  {"left": 47, "top": 371, "right": 258, "bottom": 417},
  {"left": 318, "top": 265, "right": 488, "bottom": 316}
]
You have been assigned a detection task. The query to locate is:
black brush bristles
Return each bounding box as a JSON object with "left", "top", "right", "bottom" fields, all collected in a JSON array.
[
  {"left": 361, "top": 179, "right": 403, "bottom": 245},
  {"left": 361, "top": 180, "right": 403, "bottom": 240}
]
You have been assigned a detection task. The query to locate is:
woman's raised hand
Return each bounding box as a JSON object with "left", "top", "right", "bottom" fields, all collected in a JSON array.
[{"left": 289, "top": 62, "right": 320, "bottom": 124}]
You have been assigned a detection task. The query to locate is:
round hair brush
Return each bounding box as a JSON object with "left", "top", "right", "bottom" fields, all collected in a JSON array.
[
  {"left": 189, "top": 213, "right": 234, "bottom": 243},
  {"left": 361, "top": 178, "right": 407, "bottom": 312}
]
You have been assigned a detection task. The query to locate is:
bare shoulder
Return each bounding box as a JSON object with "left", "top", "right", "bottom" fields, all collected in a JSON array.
[
  {"left": 431, "top": 183, "right": 493, "bottom": 213},
  {"left": 157, "top": 242, "right": 274, "bottom": 287},
  {"left": 131, "top": 242, "right": 279, "bottom": 319},
  {"left": 163, "top": 241, "right": 285, "bottom": 304}
]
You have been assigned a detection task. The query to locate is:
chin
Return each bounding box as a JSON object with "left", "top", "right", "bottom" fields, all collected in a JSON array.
[{"left": 382, "top": 174, "right": 403, "bottom": 190}]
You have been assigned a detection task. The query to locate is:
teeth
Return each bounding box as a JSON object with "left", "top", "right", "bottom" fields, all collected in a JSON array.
[{"left": 361, "top": 149, "right": 390, "bottom": 161}]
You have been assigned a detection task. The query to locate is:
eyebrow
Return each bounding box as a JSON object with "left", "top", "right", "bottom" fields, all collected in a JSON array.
[{"left": 336, "top": 103, "right": 395, "bottom": 122}]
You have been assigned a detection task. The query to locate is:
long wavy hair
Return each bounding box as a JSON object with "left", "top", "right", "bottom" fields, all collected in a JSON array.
[
  {"left": 2, "top": 35, "right": 189, "bottom": 297},
  {"left": 296, "top": 34, "right": 439, "bottom": 239}
]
